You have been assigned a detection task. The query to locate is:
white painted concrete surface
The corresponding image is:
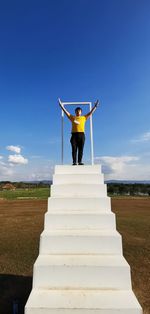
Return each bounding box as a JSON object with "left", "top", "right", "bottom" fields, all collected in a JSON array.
[
  {"left": 44, "top": 212, "right": 116, "bottom": 230},
  {"left": 48, "top": 196, "right": 111, "bottom": 212},
  {"left": 39, "top": 229, "right": 122, "bottom": 255},
  {"left": 33, "top": 254, "right": 131, "bottom": 289},
  {"left": 51, "top": 184, "right": 107, "bottom": 197},
  {"left": 53, "top": 173, "right": 104, "bottom": 184},
  {"left": 25, "top": 164, "right": 143, "bottom": 314},
  {"left": 54, "top": 165, "right": 101, "bottom": 174},
  {"left": 25, "top": 289, "right": 142, "bottom": 314}
]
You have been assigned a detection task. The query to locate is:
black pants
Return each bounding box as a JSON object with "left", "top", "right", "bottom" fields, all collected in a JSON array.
[{"left": 70, "top": 132, "right": 85, "bottom": 163}]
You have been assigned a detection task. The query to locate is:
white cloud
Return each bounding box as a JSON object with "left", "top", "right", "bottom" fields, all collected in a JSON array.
[
  {"left": 94, "top": 155, "right": 145, "bottom": 180},
  {"left": 6, "top": 145, "right": 21, "bottom": 154},
  {"left": 0, "top": 160, "right": 6, "bottom": 166},
  {"left": 0, "top": 146, "right": 54, "bottom": 181},
  {"left": 0, "top": 164, "right": 14, "bottom": 179},
  {"left": 96, "top": 155, "right": 139, "bottom": 172},
  {"left": 8, "top": 154, "right": 28, "bottom": 165},
  {"left": 26, "top": 165, "right": 54, "bottom": 181},
  {"left": 0, "top": 155, "right": 14, "bottom": 180},
  {"left": 132, "top": 131, "right": 150, "bottom": 143},
  {"left": 142, "top": 132, "right": 150, "bottom": 141}
]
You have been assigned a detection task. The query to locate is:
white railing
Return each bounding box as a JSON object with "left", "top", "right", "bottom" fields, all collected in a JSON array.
[{"left": 59, "top": 99, "right": 94, "bottom": 165}]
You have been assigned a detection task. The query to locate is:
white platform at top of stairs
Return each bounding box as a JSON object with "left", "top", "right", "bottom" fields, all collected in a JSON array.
[{"left": 54, "top": 165, "right": 102, "bottom": 174}]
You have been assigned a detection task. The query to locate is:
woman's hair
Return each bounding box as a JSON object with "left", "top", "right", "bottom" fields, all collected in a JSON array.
[{"left": 75, "top": 107, "right": 82, "bottom": 112}]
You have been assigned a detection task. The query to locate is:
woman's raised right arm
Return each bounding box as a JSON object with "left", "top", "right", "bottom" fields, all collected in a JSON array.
[{"left": 58, "top": 98, "right": 71, "bottom": 119}]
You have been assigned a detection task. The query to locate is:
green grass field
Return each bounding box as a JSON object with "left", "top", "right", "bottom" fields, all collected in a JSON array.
[
  {"left": 0, "top": 187, "right": 50, "bottom": 200},
  {"left": 0, "top": 187, "right": 149, "bottom": 200}
]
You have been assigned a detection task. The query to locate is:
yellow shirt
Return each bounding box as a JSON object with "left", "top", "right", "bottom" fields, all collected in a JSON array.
[{"left": 69, "top": 115, "right": 87, "bottom": 133}]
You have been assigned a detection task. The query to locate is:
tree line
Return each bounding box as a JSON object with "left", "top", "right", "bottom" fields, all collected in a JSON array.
[
  {"left": 107, "top": 183, "right": 150, "bottom": 196},
  {"left": 0, "top": 181, "right": 51, "bottom": 190},
  {"left": 0, "top": 181, "right": 150, "bottom": 196}
]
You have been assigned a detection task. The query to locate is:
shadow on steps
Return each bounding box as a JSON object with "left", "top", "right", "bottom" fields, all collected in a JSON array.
[{"left": 0, "top": 274, "right": 32, "bottom": 314}]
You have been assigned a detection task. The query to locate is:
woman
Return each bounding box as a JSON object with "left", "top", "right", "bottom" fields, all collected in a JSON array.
[{"left": 59, "top": 100, "right": 99, "bottom": 165}]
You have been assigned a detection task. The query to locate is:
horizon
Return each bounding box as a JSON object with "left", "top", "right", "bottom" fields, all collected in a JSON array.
[
  {"left": 1, "top": 177, "right": 150, "bottom": 184},
  {"left": 0, "top": 0, "right": 150, "bottom": 181}
]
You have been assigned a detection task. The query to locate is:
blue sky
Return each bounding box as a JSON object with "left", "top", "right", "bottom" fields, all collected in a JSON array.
[{"left": 0, "top": 0, "right": 150, "bottom": 181}]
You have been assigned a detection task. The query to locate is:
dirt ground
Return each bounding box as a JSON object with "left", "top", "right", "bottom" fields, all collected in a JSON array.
[
  {"left": 112, "top": 198, "right": 150, "bottom": 313},
  {"left": 0, "top": 198, "right": 149, "bottom": 314}
]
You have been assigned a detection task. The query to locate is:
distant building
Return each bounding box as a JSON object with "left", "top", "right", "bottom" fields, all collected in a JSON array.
[{"left": 2, "top": 183, "right": 16, "bottom": 191}]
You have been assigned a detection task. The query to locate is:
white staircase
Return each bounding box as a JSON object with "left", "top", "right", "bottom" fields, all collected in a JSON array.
[{"left": 25, "top": 165, "right": 142, "bottom": 314}]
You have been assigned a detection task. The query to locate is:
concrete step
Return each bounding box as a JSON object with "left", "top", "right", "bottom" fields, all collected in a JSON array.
[
  {"left": 48, "top": 196, "right": 111, "bottom": 212},
  {"left": 53, "top": 173, "right": 104, "bottom": 184},
  {"left": 33, "top": 254, "right": 131, "bottom": 290},
  {"left": 25, "top": 289, "right": 142, "bottom": 314},
  {"left": 44, "top": 212, "right": 116, "bottom": 230},
  {"left": 51, "top": 184, "right": 107, "bottom": 197},
  {"left": 54, "top": 164, "right": 102, "bottom": 174},
  {"left": 39, "top": 230, "right": 122, "bottom": 255}
]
